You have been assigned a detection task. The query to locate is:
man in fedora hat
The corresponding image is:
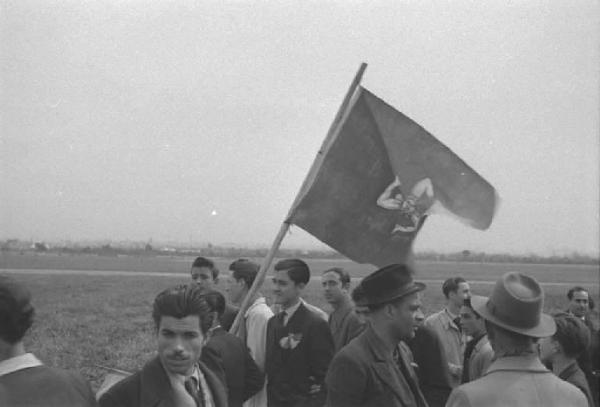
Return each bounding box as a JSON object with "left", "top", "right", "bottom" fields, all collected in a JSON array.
[
  {"left": 446, "top": 272, "right": 588, "bottom": 407},
  {"left": 325, "top": 264, "right": 428, "bottom": 407}
]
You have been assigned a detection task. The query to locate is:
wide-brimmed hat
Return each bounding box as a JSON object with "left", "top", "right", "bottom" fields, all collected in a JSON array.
[
  {"left": 357, "top": 264, "right": 425, "bottom": 307},
  {"left": 471, "top": 272, "right": 556, "bottom": 338}
]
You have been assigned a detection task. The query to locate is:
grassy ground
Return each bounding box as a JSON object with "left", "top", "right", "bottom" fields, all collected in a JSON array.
[{"left": 1, "top": 252, "right": 598, "bottom": 392}]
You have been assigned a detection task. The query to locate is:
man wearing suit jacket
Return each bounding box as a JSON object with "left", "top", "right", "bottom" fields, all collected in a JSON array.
[
  {"left": 265, "top": 258, "right": 334, "bottom": 407},
  {"left": 0, "top": 276, "right": 97, "bottom": 407},
  {"left": 99, "top": 284, "right": 228, "bottom": 407},
  {"left": 191, "top": 256, "right": 239, "bottom": 331},
  {"left": 325, "top": 264, "right": 428, "bottom": 407},
  {"left": 201, "top": 290, "right": 264, "bottom": 407}
]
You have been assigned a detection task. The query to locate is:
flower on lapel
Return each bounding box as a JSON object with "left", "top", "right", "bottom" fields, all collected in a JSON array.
[{"left": 279, "top": 332, "right": 303, "bottom": 349}]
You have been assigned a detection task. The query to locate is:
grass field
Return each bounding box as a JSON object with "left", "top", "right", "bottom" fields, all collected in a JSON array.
[{"left": 1, "top": 252, "right": 598, "bottom": 392}]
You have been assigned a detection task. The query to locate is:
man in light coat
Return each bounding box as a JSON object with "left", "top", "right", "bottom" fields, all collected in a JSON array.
[{"left": 446, "top": 272, "right": 588, "bottom": 407}]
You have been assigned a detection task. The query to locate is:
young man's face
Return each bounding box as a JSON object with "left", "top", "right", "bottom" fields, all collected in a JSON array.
[
  {"left": 322, "top": 271, "right": 347, "bottom": 305},
  {"left": 191, "top": 267, "right": 216, "bottom": 291},
  {"left": 459, "top": 305, "right": 484, "bottom": 337},
  {"left": 391, "top": 291, "right": 424, "bottom": 341},
  {"left": 450, "top": 282, "right": 471, "bottom": 307},
  {"left": 568, "top": 290, "right": 589, "bottom": 318},
  {"left": 157, "top": 315, "right": 206, "bottom": 376},
  {"left": 226, "top": 274, "right": 246, "bottom": 305},
  {"left": 272, "top": 269, "right": 303, "bottom": 308}
]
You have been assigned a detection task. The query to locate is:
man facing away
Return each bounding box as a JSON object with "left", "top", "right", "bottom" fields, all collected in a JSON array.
[
  {"left": 445, "top": 272, "right": 588, "bottom": 407},
  {"left": 201, "top": 290, "right": 264, "bottom": 407},
  {"left": 321, "top": 267, "right": 365, "bottom": 353},
  {"left": 459, "top": 297, "right": 493, "bottom": 383},
  {"left": 0, "top": 276, "right": 97, "bottom": 407},
  {"left": 191, "top": 256, "right": 239, "bottom": 331},
  {"left": 326, "top": 264, "right": 428, "bottom": 407},
  {"left": 99, "top": 284, "right": 228, "bottom": 407},
  {"left": 265, "top": 258, "right": 334, "bottom": 407},
  {"left": 226, "top": 258, "right": 274, "bottom": 407},
  {"left": 539, "top": 312, "right": 594, "bottom": 407},
  {"left": 425, "top": 277, "right": 470, "bottom": 387}
]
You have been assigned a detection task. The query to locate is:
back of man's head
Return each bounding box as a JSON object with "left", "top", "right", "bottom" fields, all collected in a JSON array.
[
  {"left": 0, "top": 276, "right": 34, "bottom": 345},
  {"left": 274, "top": 258, "right": 310, "bottom": 285},
  {"left": 552, "top": 312, "right": 591, "bottom": 359},
  {"left": 152, "top": 284, "right": 213, "bottom": 335},
  {"left": 202, "top": 290, "right": 227, "bottom": 320},
  {"left": 229, "top": 258, "right": 260, "bottom": 289}
]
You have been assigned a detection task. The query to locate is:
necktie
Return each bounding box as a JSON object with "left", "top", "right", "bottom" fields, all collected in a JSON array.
[
  {"left": 453, "top": 317, "right": 462, "bottom": 332},
  {"left": 184, "top": 377, "right": 204, "bottom": 407}
]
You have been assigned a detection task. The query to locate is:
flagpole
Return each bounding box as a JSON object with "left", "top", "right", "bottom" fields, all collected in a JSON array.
[{"left": 229, "top": 62, "right": 368, "bottom": 335}]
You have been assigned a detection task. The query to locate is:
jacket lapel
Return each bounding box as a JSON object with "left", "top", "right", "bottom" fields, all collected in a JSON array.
[
  {"left": 198, "top": 361, "right": 228, "bottom": 407},
  {"left": 366, "top": 328, "right": 417, "bottom": 407},
  {"left": 139, "top": 357, "right": 175, "bottom": 407}
]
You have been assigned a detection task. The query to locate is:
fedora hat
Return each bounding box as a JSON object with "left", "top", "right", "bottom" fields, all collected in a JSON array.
[
  {"left": 358, "top": 264, "right": 425, "bottom": 307},
  {"left": 471, "top": 272, "right": 556, "bottom": 338}
]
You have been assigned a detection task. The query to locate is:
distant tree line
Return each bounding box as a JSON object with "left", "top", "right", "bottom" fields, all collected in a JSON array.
[{"left": 1, "top": 239, "right": 598, "bottom": 265}]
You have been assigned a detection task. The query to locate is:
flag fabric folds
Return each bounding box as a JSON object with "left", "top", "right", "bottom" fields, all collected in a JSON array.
[{"left": 287, "top": 86, "right": 497, "bottom": 267}]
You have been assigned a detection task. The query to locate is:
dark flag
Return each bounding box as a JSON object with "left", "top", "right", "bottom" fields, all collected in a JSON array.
[{"left": 287, "top": 86, "right": 498, "bottom": 267}]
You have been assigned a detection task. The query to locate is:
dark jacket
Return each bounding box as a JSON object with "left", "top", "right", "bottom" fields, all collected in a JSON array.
[
  {"left": 98, "top": 357, "right": 228, "bottom": 407},
  {"left": 325, "top": 326, "right": 427, "bottom": 407},
  {"left": 407, "top": 325, "right": 453, "bottom": 407},
  {"left": 266, "top": 303, "right": 334, "bottom": 407},
  {"left": 202, "top": 326, "right": 264, "bottom": 407},
  {"left": 0, "top": 365, "right": 97, "bottom": 407},
  {"left": 558, "top": 360, "right": 594, "bottom": 407}
]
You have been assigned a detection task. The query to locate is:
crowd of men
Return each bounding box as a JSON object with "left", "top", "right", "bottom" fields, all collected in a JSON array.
[{"left": 0, "top": 257, "right": 598, "bottom": 407}]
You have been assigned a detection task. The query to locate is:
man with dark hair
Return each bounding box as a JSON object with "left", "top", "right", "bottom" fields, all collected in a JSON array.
[
  {"left": 190, "top": 256, "right": 239, "bottom": 331},
  {"left": 321, "top": 267, "right": 365, "bottom": 352},
  {"left": 539, "top": 312, "right": 594, "bottom": 406},
  {"left": 99, "top": 284, "right": 228, "bottom": 407},
  {"left": 446, "top": 272, "right": 587, "bottom": 407},
  {"left": 265, "top": 258, "right": 334, "bottom": 407},
  {"left": 566, "top": 286, "right": 600, "bottom": 407},
  {"left": 459, "top": 297, "right": 493, "bottom": 382},
  {"left": 326, "top": 264, "right": 428, "bottom": 407},
  {"left": 227, "top": 258, "right": 273, "bottom": 407},
  {"left": 201, "top": 290, "right": 264, "bottom": 407},
  {"left": 424, "top": 276, "right": 470, "bottom": 387},
  {"left": 0, "top": 275, "right": 97, "bottom": 406}
]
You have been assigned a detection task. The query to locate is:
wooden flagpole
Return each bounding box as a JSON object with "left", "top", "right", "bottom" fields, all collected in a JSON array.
[{"left": 229, "top": 62, "right": 368, "bottom": 334}]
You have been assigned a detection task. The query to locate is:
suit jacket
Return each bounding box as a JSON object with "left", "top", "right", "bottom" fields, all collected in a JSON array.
[
  {"left": 98, "top": 357, "right": 228, "bottom": 407},
  {"left": 202, "top": 327, "right": 264, "bottom": 407},
  {"left": 266, "top": 303, "right": 334, "bottom": 407},
  {"left": 408, "top": 325, "right": 453, "bottom": 407},
  {"left": 424, "top": 309, "right": 465, "bottom": 387},
  {"left": 445, "top": 355, "right": 588, "bottom": 407},
  {"left": 326, "top": 326, "right": 428, "bottom": 407},
  {"left": 0, "top": 365, "right": 97, "bottom": 407},
  {"left": 328, "top": 301, "right": 365, "bottom": 353},
  {"left": 558, "top": 360, "right": 594, "bottom": 407}
]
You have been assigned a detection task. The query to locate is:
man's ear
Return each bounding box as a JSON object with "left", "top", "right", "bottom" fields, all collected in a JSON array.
[
  {"left": 214, "top": 276, "right": 219, "bottom": 284},
  {"left": 297, "top": 282, "right": 306, "bottom": 291}
]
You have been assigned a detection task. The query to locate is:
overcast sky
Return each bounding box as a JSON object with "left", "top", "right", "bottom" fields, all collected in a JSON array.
[{"left": 1, "top": 1, "right": 598, "bottom": 256}]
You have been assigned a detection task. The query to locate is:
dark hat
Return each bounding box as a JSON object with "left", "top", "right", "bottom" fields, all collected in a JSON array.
[
  {"left": 359, "top": 264, "right": 425, "bottom": 307},
  {"left": 471, "top": 272, "right": 556, "bottom": 338}
]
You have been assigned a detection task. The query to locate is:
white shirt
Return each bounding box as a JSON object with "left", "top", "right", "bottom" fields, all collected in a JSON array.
[{"left": 0, "top": 353, "right": 42, "bottom": 377}]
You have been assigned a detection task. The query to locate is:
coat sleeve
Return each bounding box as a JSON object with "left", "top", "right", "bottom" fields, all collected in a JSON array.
[
  {"left": 308, "top": 317, "right": 335, "bottom": 384},
  {"left": 246, "top": 305, "right": 273, "bottom": 371},
  {"left": 325, "top": 353, "right": 366, "bottom": 407},
  {"left": 242, "top": 344, "right": 266, "bottom": 401}
]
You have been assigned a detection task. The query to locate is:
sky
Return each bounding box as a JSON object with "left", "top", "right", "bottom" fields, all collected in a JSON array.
[{"left": 1, "top": 1, "right": 599, "bottom": 256}]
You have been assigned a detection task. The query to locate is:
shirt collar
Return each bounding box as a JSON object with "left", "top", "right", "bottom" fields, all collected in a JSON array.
[
  {"left": 244, "top": 296, "right": 267, "bottom": 318},
  {"left": 0, "top": 353, "right": 43, "bottom": 377},
  {"left": 283, "top": 299, "right": 303, "bottom": 321}
]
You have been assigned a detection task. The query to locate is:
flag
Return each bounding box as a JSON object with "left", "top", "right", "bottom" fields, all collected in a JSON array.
[{"left": 287, "top": 86, "right": 498, "bottom": 267}]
